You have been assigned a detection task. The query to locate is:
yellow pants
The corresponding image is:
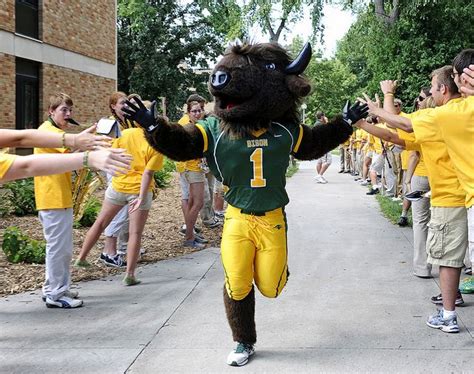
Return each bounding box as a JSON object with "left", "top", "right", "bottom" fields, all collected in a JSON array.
[{"left": 221, "top": 204, "right": 288, "bottom": 300}]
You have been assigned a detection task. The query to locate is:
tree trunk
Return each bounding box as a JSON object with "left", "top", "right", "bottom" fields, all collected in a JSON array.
[{"left": 374, "top": 0, "right": 400, "bottom": 26}]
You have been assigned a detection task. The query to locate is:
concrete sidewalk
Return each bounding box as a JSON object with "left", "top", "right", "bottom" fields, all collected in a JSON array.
[{"left": 1, "top": 161, "right": 473, "bottom": 373}]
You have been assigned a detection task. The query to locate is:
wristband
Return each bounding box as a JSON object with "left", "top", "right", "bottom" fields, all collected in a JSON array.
[
  {"left": 83, "top": 151, "right": 90, "bottom": 168},
  {"left": 61, "top": 133, "right": 67, "bottom": 148},
  {"left": 385, "top": 92, "right": 394, "bottom": 96}
]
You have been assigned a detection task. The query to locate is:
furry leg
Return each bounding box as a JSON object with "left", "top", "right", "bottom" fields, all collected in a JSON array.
[{"left": 223, "top": 285, "right": 256, "bottom": 344}]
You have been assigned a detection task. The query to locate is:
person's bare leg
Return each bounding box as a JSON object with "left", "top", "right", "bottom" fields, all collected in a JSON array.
[
  {"left": 185, "top": 182, "right": 204, "bottom": 241},
  {"left": 77, "top": 201, "right": 123, "bottom": 261},
  {"left": 125, "top": 209, "right": 149, "bottom": 277},
  {"left": 319, "top": 162, "right": 330, "bottom": 176},
  {"left": 104, "top": 236, "right": 118, "bottom": 257},
  {"left": 440, "top": 266, "right": 461, "bottom": 311}
]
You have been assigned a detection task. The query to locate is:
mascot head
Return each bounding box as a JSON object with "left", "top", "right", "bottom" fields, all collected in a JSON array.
[{"left": 209, "top": 41, "right": 312, "bottom": 137}]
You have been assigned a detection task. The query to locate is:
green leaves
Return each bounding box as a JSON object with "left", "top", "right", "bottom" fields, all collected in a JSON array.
[{"left": 2, "top": 226, "right": 46, "bottom": 264}]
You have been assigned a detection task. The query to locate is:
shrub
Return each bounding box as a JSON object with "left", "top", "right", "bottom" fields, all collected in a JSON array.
[
  {"left": 154, "top": 158, "right": 176, "bottom": 189},
  {"left": 3, "top": 178, "right": 37, "bottom": 216},
  {"left": 0, "top": 188, "right": 15, "bottom": 217},
  {"left": 2, "top": 226, "right": 46, "bottom": 264},
  {"left": 75, "top": 196, "right": 101, "bottom": 227}
]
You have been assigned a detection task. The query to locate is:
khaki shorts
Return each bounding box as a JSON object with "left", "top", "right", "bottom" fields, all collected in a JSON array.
[
  {"left": 427, "top": 206, "right": 468, "bottom": 267},
  {"left": 179, "top": 171, "right": 205, "bottom": 200},
  {"left": 105, "top": 185, "right": 153, "bottom": 210},
  {"left": 468, "top": 206, "right": 474, "bottom": 263}
]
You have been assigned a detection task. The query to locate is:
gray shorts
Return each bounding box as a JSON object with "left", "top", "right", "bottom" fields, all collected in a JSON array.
[
  {"left": 179, "top": 171, "right": 205, "bottom": 200},
  {"left": 427, "top": 206, "right": 468, "bottom": 268},
  {"left": 105, "top": 185, "right": 153, "bottom": 210},
  {"left": 369, "top": 153, "right": 384, "bottom": 174},
  {"left": 316, "top": 152, "right": 332, "bottom": 165}
]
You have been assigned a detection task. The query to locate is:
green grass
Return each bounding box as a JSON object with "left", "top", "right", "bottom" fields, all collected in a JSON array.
[
  {"left": 375, "top": 194, "right": 412, "bottom": 227},
  {"left": 286, "top": 161, "right": 299, "bottom": 178},
  {"left": 331, "top": 149, "right": 341, "bottom": 156}
]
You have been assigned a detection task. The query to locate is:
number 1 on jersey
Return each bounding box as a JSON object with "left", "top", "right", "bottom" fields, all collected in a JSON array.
[{"left": 250, "top": 148, "right": 266, "bottom": 188}]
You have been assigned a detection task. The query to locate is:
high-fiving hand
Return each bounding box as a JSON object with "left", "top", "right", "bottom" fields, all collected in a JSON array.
[{"left": 122, "top": 97, "right": 158, "bottom": 133}]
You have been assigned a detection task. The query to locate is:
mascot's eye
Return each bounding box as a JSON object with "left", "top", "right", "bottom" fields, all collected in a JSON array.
[{"left": 265, "top": 62, "right": 276, "bottom": 70}]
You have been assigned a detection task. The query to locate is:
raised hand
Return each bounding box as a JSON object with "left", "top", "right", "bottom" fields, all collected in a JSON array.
[
  {"left": 122, "top": 97, "right": 158, "bottom": 132},
  {"left": 74, "top": 124, "right": 112, "bottom": 150},
  {"left": 460, "top": 64, "right": 474, "bottom": 96},
  {"left": 342, "top": 100, "right": 369, "bottom": 126},
  {"left": 380, "top": 80, "right": 397, "bottom": 95},
  {"left": 88, "top": 148, "right": 132, "bottom": 175}
]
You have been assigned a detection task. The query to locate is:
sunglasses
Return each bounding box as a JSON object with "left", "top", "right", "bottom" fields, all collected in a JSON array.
[
  {"left": 190, "top": 109, "right": 203, "bottom": 114},
  {"left": 417, "top": 93, "right": 432, "bottom": 101}
]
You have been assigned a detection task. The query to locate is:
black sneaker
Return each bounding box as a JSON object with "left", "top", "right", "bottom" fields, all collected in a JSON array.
[
  {"left": 397, "top": 216, "right": 409, "bottom": 227},
  {"left": 338, "top": 170, "right": 345, "bottom": 173},
  {"left": 101, "top": 254, "right": 127, "bottom": 268},
  {"left": 194, "top": 233, "right": 209, "bottom": 244},
  {"left": 366, "top": 188, "right": 379, "bottom": 195},
  {"left": 430, "top": 290, "right": 464, "bottom": 306}
]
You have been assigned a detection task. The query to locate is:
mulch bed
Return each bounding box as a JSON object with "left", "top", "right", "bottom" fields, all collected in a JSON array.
[{"left": 0, "top": 173, "right": 222, "bottom": 297}]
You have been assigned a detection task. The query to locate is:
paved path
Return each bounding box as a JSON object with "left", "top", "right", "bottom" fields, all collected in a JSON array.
[{"left": 1, "top": 161, "right": 473, "bottom": 373}]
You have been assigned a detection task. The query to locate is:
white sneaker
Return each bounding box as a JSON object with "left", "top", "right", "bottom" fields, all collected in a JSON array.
[
  {"left": 314, "top": 175, "right": 324, "bottom": 184},
  {"left": 42, "top": 289, "right": 79, "bottom": 302},
  {"left": 45, "top": 296, "right": 83, "bottom": 309},
  {"left": 320, "top": 175, "right": 328, "bottom": 184},
  {"left": 227, "top": 342, "right": 255, "bottom": 366}
]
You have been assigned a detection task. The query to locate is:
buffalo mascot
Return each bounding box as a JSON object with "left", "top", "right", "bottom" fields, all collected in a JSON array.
[{"left": 124, "top": 41, "right": 368, "bottom": 367}]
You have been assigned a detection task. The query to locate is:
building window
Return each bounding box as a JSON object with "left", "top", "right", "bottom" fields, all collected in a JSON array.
[
  {"left": 16, "top": 58, "right": 40, "bottom": 131},
  {"left": 15, "top": 0, "right": 39, "bottom": 39}
]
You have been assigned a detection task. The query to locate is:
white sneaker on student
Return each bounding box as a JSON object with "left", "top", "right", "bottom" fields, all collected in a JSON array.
[
  {"left": 45, "top": 296, "right": 83, "bottom": 309},
  {"left": 226, "top": 342, "right": 255, "bottom": 366}
]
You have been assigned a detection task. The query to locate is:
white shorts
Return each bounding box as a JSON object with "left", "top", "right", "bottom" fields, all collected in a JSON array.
[
  {"left": 316, "top": 152, "right": 332, "bottom": 165},
  {"left": 369, "top": 153, "right": 384, "bottom": 174}
]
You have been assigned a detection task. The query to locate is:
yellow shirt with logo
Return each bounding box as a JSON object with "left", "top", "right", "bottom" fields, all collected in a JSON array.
[
  {"left": 176, "top": 115, "right": 201, "bottom": 173},
  {"left": 111, "top": 128, "right": 164, "bottom": 194},
  {"left": 34, "top": 120, "right": 72, "bottom": 210},
  {"left": 431, "top": 96, "right": 474, "bottom": 208},
  {"left": 0, "top": 153, "right": 17, "bottom": 181},
  {"left": 409, "top": 107, "right": 466, "bottom": 207}
]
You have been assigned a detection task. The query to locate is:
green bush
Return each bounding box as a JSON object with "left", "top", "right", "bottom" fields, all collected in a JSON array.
[
  {"left": 0, "top": 188, "right": 15, "bottom": 217},
  {"left": 3, "top": 178, "right": 37, "bottom": 216},
  {"left": 2, "top": 226, "right": 46, "bottom": 264},
  {"left": 154, "top": 158, "right": 176, "bottom": 188},
  {"left": 75, "top": 197, "right": 101, "bottom": 227}
]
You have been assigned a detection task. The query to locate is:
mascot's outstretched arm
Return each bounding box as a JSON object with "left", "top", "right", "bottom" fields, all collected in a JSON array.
[
  {"left": 123, "top": 98, "right": 204, "bottom": 161},
  {"left": 294, "top": 101, "right": 368, "bottom": 160}
]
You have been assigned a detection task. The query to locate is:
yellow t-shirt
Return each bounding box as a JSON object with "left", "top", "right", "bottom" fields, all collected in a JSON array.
[
  {"left": 410, "top": 107, "right": 466, "bottom": 207},
  {"left": 396, "top": 128, "right": 428, "bottom": 177},
  {"left": 431, "top": 96, "right": 474, "bottom": 208},
  {"left": 400, "top": 150, "right": 409, "bottom": 171},
  {"left": 367, "top": 124, "right": 385, "bottom": 154},
  {"left": 34, "top": 120, "right": 72, "bottom": 210},
  {"left": 111, "top": 128, "right": 164, "bottom": 194},
  {"left": 176, "top": 115, "right": 201, "bottom": 173},
  {"left": 0, "top": 153, "right": 17, "bottom": 181}
]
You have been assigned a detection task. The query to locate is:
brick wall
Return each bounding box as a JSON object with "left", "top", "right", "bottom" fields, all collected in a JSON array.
[
  {"left": 42, "top": 0, "right": 116, "bottom": 64},
  {"left": 0, "top": 0, "right": 14, "bottom": 33},
  {"left": 0, "top": 53, "right": 15, "bottom": 129},
  {"left": 42, "top": 64, "right": 116, "bottom": 126}
]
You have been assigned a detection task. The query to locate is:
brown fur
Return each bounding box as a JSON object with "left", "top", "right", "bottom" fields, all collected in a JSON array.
[{"left": 223, "top": 286, "right": 257, "bottom": 344}]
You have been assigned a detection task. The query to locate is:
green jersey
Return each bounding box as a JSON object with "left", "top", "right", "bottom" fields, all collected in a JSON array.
[{"left": 198, "top": 117, "right": 303, "bottom": 213}]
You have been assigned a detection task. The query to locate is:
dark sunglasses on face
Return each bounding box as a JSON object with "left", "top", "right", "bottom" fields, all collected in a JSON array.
[{"left": 418, "top": 93, "right": 431, "bottom": 101}]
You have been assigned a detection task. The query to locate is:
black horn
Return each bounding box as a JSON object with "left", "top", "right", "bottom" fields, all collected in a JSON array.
[{"left": 284, "top": 42, "right": 312, "bottom": 75}]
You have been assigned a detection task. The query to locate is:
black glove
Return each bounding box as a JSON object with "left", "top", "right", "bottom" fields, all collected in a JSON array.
[
  {"left": 122, "top": 97, "right": 158, "bottom": 133},
  {"left": 342, "top": 100, "right": 369, "bottom": 126}
]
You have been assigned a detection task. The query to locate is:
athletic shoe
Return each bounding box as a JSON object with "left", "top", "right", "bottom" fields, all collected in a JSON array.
[
  {"left": 117, "top": 248, "right": 146, "bottom": 256},
  {"left": 359, "top": 180, "right": 369, "bottom": 186},
  {"left": 215, "top": 210, "right": 225, "bottom": 219},
  {"left": 354, "top": 177, "right": 362, "bottom": 181},
  {"left": 338, "top": 170, "right": 345, "bottom": 173},
  {"left": 430, "top": 291, "right": 464, "bottom": 306},
  {"left": 194, "top": 234, "right": 209, "bottom": 244},
  {"left": 459, "top": 277, "right": 474, "bottom": 294},
  {"left": 320, "top": 176, "right": 328, "bottom": 184},
  {"left": 179, "top": 225, "right": 202, "bottom": 236},
  {"left": 314, "top": 175, "right": 325, "bottom": 184},
  {"left": 426, "top": 309, "right": 459, "bottom": 333},
  {"left": 391, "top": 196, "right": 402, "bottom": 202},
  {"left": 226, "top": 342, "right": 255, "bottom": 366},
  {"left": 74, "top": 259, "right": 91, "bottom": 268},
  {"left": 203, "top": 218, "right": 221, "bottom": 229},
  {"left": 397, "top": 216, "right": 409, "bottom": 227},
  {"left": 464, "top": 267, "right": 472, "bottom": 276},
  {"left": 101, "top": 254, "right": 127, "bottom": 268},
  {"left": 123, "top": 275, "right": 141, "bottom": 286},
  {"left": 366, "top": 188, "right": 379, "bottom": 195},
  {"left": 45, "top": 296, "right": 83, "bottom": 309},
  {"left": 183, "top": 239, "right": 206, "bottom": 249},
  {"left": 42, "top": 290, "right": 79, "bottom": 302}
]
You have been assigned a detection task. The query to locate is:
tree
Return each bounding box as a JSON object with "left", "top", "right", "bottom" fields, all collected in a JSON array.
[
  {"left": 117, "top": 0, "right": 224, "bottom": 119},
  {"left": 335, "top": 0, "right": 474, "bottom": 108}
]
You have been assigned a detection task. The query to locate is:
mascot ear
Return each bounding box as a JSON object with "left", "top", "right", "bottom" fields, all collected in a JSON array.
[{"left": 286, "top": 75, "right": 311, "bottom": 97}]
